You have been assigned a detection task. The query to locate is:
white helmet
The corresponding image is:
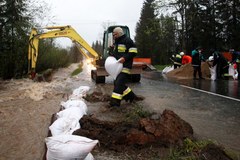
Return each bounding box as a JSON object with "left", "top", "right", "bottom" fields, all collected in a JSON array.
[
  {"left": 180, "top": 52, "right": 184, "bottom": 56},
  {"left": 208, "top": 56, "right": 214, "bottom": 61}
]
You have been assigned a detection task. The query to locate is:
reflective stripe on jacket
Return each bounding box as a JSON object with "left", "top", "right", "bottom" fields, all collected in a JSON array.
[{"left": 113, "top": 34, "right": 137, "bottom": 70}]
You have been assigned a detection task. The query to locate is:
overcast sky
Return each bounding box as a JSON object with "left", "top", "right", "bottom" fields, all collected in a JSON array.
[{"left": 42, "top": 0, "right": 145, "bottom": 47}]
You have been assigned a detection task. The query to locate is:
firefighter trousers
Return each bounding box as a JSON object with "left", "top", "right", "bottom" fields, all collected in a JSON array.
[{"left": 110, "top": 72, "right": 135, "bottom": 106}]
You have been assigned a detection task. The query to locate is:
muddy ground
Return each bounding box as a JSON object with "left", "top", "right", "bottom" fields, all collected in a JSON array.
[{"left": 0, "top": 62, "right": 239, "bottom": 159}]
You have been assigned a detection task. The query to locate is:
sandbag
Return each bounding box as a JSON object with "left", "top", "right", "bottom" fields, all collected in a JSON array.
[
  {"left": 209, "top": 65, "right": 217, "bottom": 80},
  {"left": 49, "top": 117, "right": 80, "bottom": 136},
  {"left": 104, "top": 56, "right": 123, "bottom": 79},
  {"left": 69, "top": 86, "right": 90, "bottom": 100},
  {"left": 84, "top": 153, "right": 94, "bottom": 160},
  {"left": 45, "top": 135, "right": 98, "bottom": 160},
  {"left": 228, "top": 64, "right": 238, "bottom": 80},
  {"left": 162, "top": 65, "right": 174, "bottom": 74},
  {"left": 61, "top": 99, "right": 87, "bottom": 113},
  {"left": 57, "top": 107, "right": 86, "bottom": 120}
]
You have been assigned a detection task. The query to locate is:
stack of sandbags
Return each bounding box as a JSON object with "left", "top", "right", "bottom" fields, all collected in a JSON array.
[{"left": 46, "top": 86, "right": 98, "bottom": 160}]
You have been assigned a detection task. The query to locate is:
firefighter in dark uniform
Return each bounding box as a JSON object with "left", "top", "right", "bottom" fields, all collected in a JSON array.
[
  {"left": 109, "top": 27, "right": 138, "bottom": 107},
  {"left": 172, "top": 53, "right": 183, "bottom": 69},
  {"left": 212, "top": 51, "right": 229, "bottom": 79}
]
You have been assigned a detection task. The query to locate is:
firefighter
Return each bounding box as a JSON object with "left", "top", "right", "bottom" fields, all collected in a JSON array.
[
  {"left": 212, "top": 51, "right": 229, "bottom": 79},
  {"left": 109, "top": 27, "right": 138, "bottom": 107},
  {"left": 172, "top": 52, "right": 183, "bottom": 69}
]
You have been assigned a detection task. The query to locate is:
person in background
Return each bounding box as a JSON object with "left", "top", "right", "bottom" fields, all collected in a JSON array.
[
  {"left": 171, "top": 52, "right": 183, "bottom": 69},
  {"left": 109, "top": 27, "right": 138, "bottom": 107},
  {"left": 211, "top": 51, "right": 229, "bottom": 79},
  {"left": 181, "top": 52, "right": 192, "bottom": 65},
  {"left": 230, "top": 49, "right": 240, "bottom": 80},
  {"left": 191, "top": 46, "right": 205, "bottom": 79}
]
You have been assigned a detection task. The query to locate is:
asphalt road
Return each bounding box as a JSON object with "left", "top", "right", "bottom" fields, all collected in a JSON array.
[{"left": 130, "top": 71, "right": 240, "bottom": 152}]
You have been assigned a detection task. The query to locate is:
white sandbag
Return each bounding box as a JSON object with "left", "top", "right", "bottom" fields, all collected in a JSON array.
[
  {"left": 228, "top": 64, "right": 235, "bottom": 76},
  {"left": 70, "top": 86, "right": 90, "bottom": 100},
  {"left": 45, "top": 135, "right": 98, "bottom": 160},
  {"left": 84, "top": 153, "right": 94, "bottom": 160},
  {"left": 233, "top": 70, "right": 238, "bottom": 80},
  {"left": 60, "top": 99, "right": 87, "bottom": 113},
  {"left": 49, "top": 117, "right": 80, "bottom": 136},
  {"left": 162, "top": 65, "right": 174, "bottom": 74},
  {"left": 57, "top": 107, "right": 86, "bottom": 120},
  {"left": 209, "top": 65, "right": 217, "bottom": 80},
  {"left": 104, "top": 56, "right": 123, "bottom": 79},
  {"left": 228, "top": 64, "right": 238, "bottom": 80}
]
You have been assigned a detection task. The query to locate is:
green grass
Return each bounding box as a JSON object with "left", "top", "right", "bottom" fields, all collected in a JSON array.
[
  {"left": 154, "top": 64, "right": 172, "bottom": 71},
  {"left": 124, "top": 103, "right": 152, "bottom": 123},
  {"left": 167, "top": 138, "right": 239, "bottom": 160},
  {"left": 71, "top": 63, "right": 83, "bottom": 76}
]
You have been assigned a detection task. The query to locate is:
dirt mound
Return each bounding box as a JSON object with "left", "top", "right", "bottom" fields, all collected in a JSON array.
[
  {"left": 166, "top": 62, "right": 211, "bottom": 79},
  {"left": 73, "top": 109, "right": 193, "bottom": 150}
]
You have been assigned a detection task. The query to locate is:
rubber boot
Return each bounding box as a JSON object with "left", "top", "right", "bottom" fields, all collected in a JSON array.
[
  {"left": 109, "top": 98, "right": 121, "bottom": 107},
  {"left": 123, "top": 91, "right": 135, "bottom": 103}
]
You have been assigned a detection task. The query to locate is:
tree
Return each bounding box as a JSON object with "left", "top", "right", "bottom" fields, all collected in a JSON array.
[
  {"left": 135, "top": 0, "right": 161, "bottom": 65},
  {"left": 0, "top": 0, "right": 32, "bottom": 79},
  {"left": 0, "top": 0, "right": 51, "bottom": 79},
  {"left": 92, "top": 40, "right": 103, "bottom": 56},
  {"left": 158, "top": 14, "right": 176, "bottom": 64}
]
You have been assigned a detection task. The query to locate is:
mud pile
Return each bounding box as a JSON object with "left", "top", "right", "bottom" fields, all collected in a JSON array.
[
  {"left": 45, "top": 90, "right": 234, "bottom": 159},
  {"left": 73, "top": 109, "right": 193, "bottom": 150},
  {"left": 166, "top": 62, "right": 211, "bottom": 79}
]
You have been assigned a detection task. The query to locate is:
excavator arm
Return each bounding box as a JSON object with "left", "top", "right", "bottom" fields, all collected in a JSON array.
[{"left": 28, "top": 25, "right": 99, "bottom": 77}]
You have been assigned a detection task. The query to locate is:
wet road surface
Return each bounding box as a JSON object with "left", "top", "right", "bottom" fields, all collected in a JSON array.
[
  {"left": 143, "top": 71, "right": 240, "bottom": 100},
  {"left": 130, "top": 71, "right": 240, "bottom": 152}
]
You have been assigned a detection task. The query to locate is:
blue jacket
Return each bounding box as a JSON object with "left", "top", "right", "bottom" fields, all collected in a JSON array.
[{"left": 191, "top": 49, "right": 205, "bottom": 66}]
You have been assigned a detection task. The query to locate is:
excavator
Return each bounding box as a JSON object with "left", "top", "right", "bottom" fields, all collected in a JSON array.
[{"left": 28, "top": 25, "right": 150, "bottom": 83}]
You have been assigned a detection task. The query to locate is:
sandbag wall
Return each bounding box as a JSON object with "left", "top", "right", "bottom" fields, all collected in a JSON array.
[{"left": 45, "top": 86, "right": 98, "bottom": 160}]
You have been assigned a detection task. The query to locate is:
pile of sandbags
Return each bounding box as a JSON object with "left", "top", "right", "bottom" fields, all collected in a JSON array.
[{"left": 46, "top": 86, "right": 98, "bottom": 160}]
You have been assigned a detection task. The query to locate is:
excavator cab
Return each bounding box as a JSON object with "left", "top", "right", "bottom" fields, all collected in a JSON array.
[{"left": 102, "top": 25, "right": 130, "bottom": 59}]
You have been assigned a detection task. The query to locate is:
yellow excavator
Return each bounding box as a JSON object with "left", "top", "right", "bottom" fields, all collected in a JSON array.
[{"left": 28, "top": 25, "right": 146, "bottom": 83}]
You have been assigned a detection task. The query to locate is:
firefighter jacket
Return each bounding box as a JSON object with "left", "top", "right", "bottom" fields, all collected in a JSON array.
[
  {"left": 174, "top": 54, "right": 182, "bottom": 65},
  {"left": 112, "top": 34, "right": 137, "bottom": 72}
]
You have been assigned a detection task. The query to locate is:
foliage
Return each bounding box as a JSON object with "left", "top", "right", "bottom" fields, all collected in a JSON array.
[
  {"left": 159, "top": 0, "right": 240, "bottom": 53},
  {"left": 168, "top": 138, "right": 214, "bottom": 159},
  {"left": 124, "top": 104, "right": 152, "bottom": 123},
  {"left": 71, "top": 63, "right": 83, "bottom": 77},
  {"left": 135, "top": 0, "right": 177, "bottom": 65},
  {"left": 154, "top": 64, "right": 171, "bottom": 71},
  {"left": 0, "top": 0, "right": 51, "bottom": 79},
  {"left": 135, "top": 0, "right": 161, "bottom": 65},
  {"left": 92, "top": 40, "right": 103, "bottom": 56},
  {"left": 135, "top": 0, "right": 240, "bottom": 65},
  {"left": 36, "top": 40, "right": 76, "bottom": 72},
  {"left": 167, "top": 138, "right": 239, "bottom": 159},
  {"left": 69, "top": 44, "right": 83, "bottom": 63}
]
